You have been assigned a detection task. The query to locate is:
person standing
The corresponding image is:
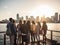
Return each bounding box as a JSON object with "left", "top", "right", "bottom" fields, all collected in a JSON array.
[
  {"left": 6, "top": 18, "right": 14, "bottom": 45},
  {"left": 21, "top": 20, "right": 27, "bottom": 45},
  {"left": 12, "top": 19, "right": 17, "bottom": 45},
  {"left": 36, "top": 22, "right": 41, "bottom": 42},
  {"left": 42, "top": 21, "right": 47, "bottom": 42},
  {"left": 17, "top": 20, "right": 22, "bottom": 44},
  {"left": 26, "top": 21, "right": 31, "bottom": 44},
  {"left": 31, "top": 21, "right": 36, "bottom": 43}
]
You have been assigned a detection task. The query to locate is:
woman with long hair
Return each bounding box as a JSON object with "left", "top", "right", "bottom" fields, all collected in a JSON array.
[
  {"left": 17, "top": 20, "right": 22, "bottom": 44},
  {"left": 36, "top": 22, "right": 41, "bottom": 42},
  {"left": 42, "top": 21, "right": 47, "bottom": 42}
]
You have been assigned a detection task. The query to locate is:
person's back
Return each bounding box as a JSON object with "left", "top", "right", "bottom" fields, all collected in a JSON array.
[
  {"left": 31, "top": 21, "right": 36, "bottom": 42},
  {"left": 7, "top": 18, "right": 13, "bottom": 35},
  {"left": 36, "top": 22, "right": 41, "bottom": 34},
  {"left": 42, "top": 25, "right": 47, "bottom": 31},
  {"left": 31, "top": 21, "right": 36, "bottom": 34},
  {"left": 22, "top": 24, "right": 27, "bottom": 34},
  {"left": 17, "top": 20, "right": 22, "bottom": 34},
  {"left": 6, "top": 18, "right": 15, "bottom": 45},
  {"left": 42, "top": 21, "right": 47, "bottom": 35},
  {"left": 17, "top": 20, "right": 22, "bottom": 44},
  {"left": 26, "top": 21, "right": 31, "bottom": 34},
  {"left": 12, "top": 19, "right": 17, "bottom": 34},
  {"left": 42, "top": 21, "right": 47, "bottom": 42},
  {"left": 21, "top": 20, "right": 30, "bottom": 45},
  {"left": 12, "top": 19, "right": 17, "bottom": 45},
  {"left": 36, "top": 22, "right": 41, "bottom": 42}
]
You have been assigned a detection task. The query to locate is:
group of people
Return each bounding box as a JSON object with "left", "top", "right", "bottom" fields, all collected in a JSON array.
[{"left": 6, "top": 18, "right": 47, "bottom": 45}]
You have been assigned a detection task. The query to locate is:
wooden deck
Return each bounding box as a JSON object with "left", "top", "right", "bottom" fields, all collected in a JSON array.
[
  {"left": 16, "top": 38, "right": 60, "bottom": 45},
  {"left": 0, "top": 30, "right": 60, "bottom": 45}
]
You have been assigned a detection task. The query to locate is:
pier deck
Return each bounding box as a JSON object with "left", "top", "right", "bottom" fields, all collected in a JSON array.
[{"left": 0, "top": 30, "right": 60, "bottom": 45}]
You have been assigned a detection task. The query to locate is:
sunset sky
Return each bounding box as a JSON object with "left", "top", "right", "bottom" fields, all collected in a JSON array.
[{"left": 0, "top": 0, "right": 60, "bottom": 20}]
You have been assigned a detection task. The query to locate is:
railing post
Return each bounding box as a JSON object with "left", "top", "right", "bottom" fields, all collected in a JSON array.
[
  {"left": 4, "top": 34, "right": 6, "bottom": 45},
  {"left": 51, "top": 31, "right": 53, "bottom": 41}
]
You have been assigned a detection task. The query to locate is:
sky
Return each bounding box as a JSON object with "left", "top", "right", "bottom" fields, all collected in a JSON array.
[{"left": 0, "top": 0, "right": 60, "bottom": 20}]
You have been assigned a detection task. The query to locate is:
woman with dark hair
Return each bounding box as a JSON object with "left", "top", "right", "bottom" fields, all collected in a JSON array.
[
  {"left": 21, "top": 20, "right": 31, "bottom": 45},
  {"left": 26, "top": 20, "right": 31, "bottom": 44},
  {"left": 17, "top": 20, "right": 22, "bottom": 44},
  {"left": 42, "top": 21, "right": 47, "bottom": 42}
]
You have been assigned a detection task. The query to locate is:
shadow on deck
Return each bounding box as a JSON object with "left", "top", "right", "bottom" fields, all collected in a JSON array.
[
  {"left": 17, "top": 39, "right": 60, "bottom": 45},
  {"left": 4, "top": 34, "right": 60, "bottom": 45}
]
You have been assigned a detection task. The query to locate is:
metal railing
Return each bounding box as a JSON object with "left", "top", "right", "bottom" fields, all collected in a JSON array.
[
  {"left": 0, "top": 30, "right": 60, "bottom": 45},
  {"left": 48, "top": 30, "right": 60, "bottom": 41}
]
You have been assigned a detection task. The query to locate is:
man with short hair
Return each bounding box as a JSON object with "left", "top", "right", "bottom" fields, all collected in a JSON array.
[{"left": 7, "top": 18, "right": 15, "bottom": 45}]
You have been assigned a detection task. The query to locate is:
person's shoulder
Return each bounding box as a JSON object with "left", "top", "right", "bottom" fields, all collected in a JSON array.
[
  {"left": 7, "top": 22, "right": 11, "bottom": 25},
  {"left": 8, "top": 22, "right": 12, "bottom": 24}
]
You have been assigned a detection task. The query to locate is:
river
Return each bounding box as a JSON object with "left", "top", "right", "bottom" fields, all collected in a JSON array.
[{"left": 0, "top": 23, "right": 60, "bottom": 45}]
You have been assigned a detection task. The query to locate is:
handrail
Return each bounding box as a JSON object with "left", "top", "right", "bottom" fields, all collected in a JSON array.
[
  {"left": 0, "top": 30, "right": 60, "bottom": 33},
  {"left": 0, "top": 31, "right": 6, "bottom": 33},
  {"left": 47, "top": 30, "right": 60, "bottom": 42},
  {"left": 48, "top": 30, "right": 60, "bottom": 32}
]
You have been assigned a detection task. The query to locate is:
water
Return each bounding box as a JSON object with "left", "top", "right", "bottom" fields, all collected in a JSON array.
[{"left": 0, "top": 23, "right": 60, "bottom": 45}]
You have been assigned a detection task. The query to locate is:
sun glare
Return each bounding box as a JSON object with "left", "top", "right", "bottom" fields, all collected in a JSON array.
[{"left": 30, "top": 5, "right": 54, "bottom": 18}]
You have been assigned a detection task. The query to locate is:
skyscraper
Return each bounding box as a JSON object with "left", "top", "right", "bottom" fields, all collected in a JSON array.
[
  {"left": 16, "top": 13, "right": 19, "bottom": 22},
  {"left": 51, "top": 16, "right": 55, "bottom": 22},
  {"left": 30, "top": 16, "right": 35, "bottom": 22},
  {"left": 36, "top": 16, "right": 39, "bottom": 22},
  {"left": 59, "top": 14, "right": 60, "bottom": 22},
  {"left": 54, "top": 12, "right": 58, "bottom": 22}
]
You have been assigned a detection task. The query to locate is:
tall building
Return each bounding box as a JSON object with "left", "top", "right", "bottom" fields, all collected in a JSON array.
[
  {"left": 59, "top": 14, "right": 60, "bottom": 22},
  {"left": 54, "top": 12, "right": 58, "bottom": 22},
  {"left": 51, "top": 16, "right": 55, "bottom": 22},
  {"left": 36, "top": 16, "right": 39, "bottom": 22},
  {"left": 26, "top": 16, "right": 28, "bottom": 21},
  {"left": 26, "top": 16, "right": 28, "bottom": 20},
  {"left": 30, "top": 16, "right": 35, "bottom": 22},
  {"left": 41, "top": 16, "right": 46, "bottom": 22},
  {"left": 16, "top": 13, "right": 19, "bottom": 22}
]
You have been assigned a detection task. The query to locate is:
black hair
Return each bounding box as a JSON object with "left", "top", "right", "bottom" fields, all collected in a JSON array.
[
  {"left": 32, "top": 21, "right": 35, "bottom": 24},
  {"left": 23, "top": 20, "right": 26, "bottom": 24},
  {"left": 19, "top": 20, "right": 22, "bottom": 24},
  {"left": 27, "top": 20, "right": 30, "bottom": 24},
  {"left": 13, "top": 19, "right": 15, "bottom": 23},
  {"left": 9, "top": 18, "right": 13, "bottom": 22}
]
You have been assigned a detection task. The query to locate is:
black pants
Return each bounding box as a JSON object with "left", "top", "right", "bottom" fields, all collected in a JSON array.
[
  {"left": 22, "top": 35, "right": 28, "bottom": 45},
  {"left": 14, "top": 34, "right": 17, "bottom": 45}
]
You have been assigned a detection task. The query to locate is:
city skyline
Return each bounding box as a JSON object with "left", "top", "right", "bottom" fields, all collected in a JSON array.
[
  {"left": 0, "top": 0, "right": 60, "bottom": 20},
  {"left": 0, "top": 12, "right": 60, "bottom": 23}
]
